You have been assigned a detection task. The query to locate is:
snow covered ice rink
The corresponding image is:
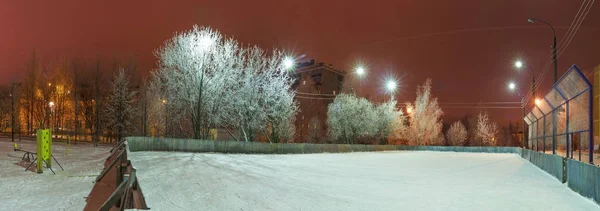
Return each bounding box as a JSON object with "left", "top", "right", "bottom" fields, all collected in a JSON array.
[
  {"left": 131, "top": 151, "right": 600, "bottom": 211},
  {"left": 0, "top": 138, "right": 110, "bottom": 211}
]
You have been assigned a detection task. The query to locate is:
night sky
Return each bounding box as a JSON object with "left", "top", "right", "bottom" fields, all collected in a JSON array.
[{"left": 1, "top": 0, "right": 599, "bottom": 125}]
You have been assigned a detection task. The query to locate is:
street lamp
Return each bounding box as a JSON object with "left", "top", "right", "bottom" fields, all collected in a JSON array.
[
  {"left": 355, "top": 66, "right": 366, "bottom": 77},
  {"left": 349, "top": 65, "right": 368, "bottom": 94},
  {"left": 406, "top": 107, "right": 413, "bottom": 114},
  {"left": 528, "top": 18, "right": 557, "bottom": 83},
  {"left": 514, "top": 60, "right": 536, "bottom": 97},
  {"left": 534, "top": 98, "right": 542, "bottom": 106},
  {"left": 385, "top": 79, "right": 397, "bottom": 101},
  {"left": 512, "top": 60, "right": 538, "bottom": 150},
  {"left": 508, "top": 82, "right": 516, "bottom": 90},
  {"left": 283, "top": 57, "right": 295, "bottom": 69}
]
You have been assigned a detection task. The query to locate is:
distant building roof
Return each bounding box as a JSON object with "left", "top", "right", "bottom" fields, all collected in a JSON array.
[{"left": 293, "top": 59, "right": 345, "bottom": 76}]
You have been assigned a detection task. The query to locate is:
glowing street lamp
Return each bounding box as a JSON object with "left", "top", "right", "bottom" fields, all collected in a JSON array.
[
  {"left": 283, "top": 57, "right": 295, "bottom": 69},
  {"left": 514, "top": 61, "right": 523, "bottom": 68},
  {"left": 386, "top": 80, "right": 397, "bottom": 93},
  {"left": 48, "top": 101, "right": 55, "bottom": 108},
  {"left": 406, "top": 107, "right": 413, "bottom": 114},
  {"left": 535, "top": 98, "right": 542, "bottom": 106},
  {"left": 508, "top": 82, "right": 516, "bottom": 90},
  {"left": 355, "top": 66, "right": 366, "bottom": 77}
]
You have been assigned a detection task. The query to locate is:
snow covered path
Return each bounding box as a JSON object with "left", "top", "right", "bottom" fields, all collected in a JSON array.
[
  {"left": 0, "top": 138, "right": 111, "bottom": 211},
  {"left": 131, "top": 151, "right": 600, "bottom": 211}
]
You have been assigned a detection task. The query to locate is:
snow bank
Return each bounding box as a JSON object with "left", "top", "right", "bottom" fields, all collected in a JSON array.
[
  {"left": 0, "top": 138, "right": 111, "bottom": 211},
  {"left": 130, "top": 151, "right": 600, "bottom": 211}
]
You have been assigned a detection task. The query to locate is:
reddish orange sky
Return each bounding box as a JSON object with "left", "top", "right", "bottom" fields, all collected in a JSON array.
[{"left": 1, "top": 0, "right": 599, "bottom": 125}]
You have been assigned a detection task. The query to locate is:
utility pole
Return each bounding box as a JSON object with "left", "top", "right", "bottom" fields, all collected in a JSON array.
[
  {"left": 553, "top": 36, "right": 557, "bottom": 83},
  {"left": 11, "top": 83, "right": 15, "bottom": 142}
]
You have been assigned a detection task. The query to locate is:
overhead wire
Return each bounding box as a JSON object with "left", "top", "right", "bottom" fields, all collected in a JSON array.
[{"left": 523, "top": 0, "right": 594, "bottom": 103}]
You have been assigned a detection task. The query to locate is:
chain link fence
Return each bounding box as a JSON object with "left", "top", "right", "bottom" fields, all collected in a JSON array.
[{"left": 524, "top": 65, "right": 593, "bottom": 163}]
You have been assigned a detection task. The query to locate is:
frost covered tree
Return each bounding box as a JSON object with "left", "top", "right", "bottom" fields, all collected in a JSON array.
[
  {"left": 403, "top": 78, "right": 444, "bottom": 145},
  {"left": 373, "top": 100, "right": 404, "bottom": 144},
  {"left": 327, "top": 94, "right": 402, "bottom": 144},
  {"left": 152, "top": 25, "right": 297, "bottom": 141},
  {"left": 446, "top": 121, "right": 468, "bottom": 146},
  {"left": 224, "top": 46, "right": 298, "bottom": 142},
  {"left": 327, "top": 94, "right": 375, "bottom": 144},
  {"left": 106, "top": 69, "right": 137, "bottom": 143},
  {"left": 152, "top": 26, "right": 240, "bottom": 139},
  {"left": 475, "top": 111, "right": 498, "bottom": 146}
]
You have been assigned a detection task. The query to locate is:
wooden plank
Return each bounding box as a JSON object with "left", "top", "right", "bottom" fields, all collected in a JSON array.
[
  {"left": 96, "top": 149, "right": 124, "bottom": 183},
  {"left": 99, "top": 176, "right": 129, "bottom": 211}
]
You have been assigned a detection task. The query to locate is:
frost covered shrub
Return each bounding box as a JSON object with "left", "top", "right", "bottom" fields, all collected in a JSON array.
[
  {"left": 402, "top": 79, "right": 444, "bottom": 146},
  {"left": 446, "top": 121, "right": 468, "bottom": 146},
  {"left": 327, "top": 94, "right": 402, "bottom": 144}
]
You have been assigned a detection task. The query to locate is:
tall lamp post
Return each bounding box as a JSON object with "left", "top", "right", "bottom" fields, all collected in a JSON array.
[
  {"left": 514, "top": 60, "right": 538, "bottom": 149},
  {"left": 528, "top": 18, "right": 557, "bottom": 83}
]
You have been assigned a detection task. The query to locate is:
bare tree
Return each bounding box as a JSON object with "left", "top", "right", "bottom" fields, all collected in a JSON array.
[
  {"left": 403, "top": 78, "right": 444, "bottom": 146},
  {"left": 22, "top": 51, "right": 40, "bottom": 135},
  {"left": 0, "top": 85, "right": 10, "bottom": 132},
  {"left": 475, "top": 111, "right": 498, "bottom": 146},
  {"left": 106, "top": 69, "right": 137, "bottom": 143},
  {"left": 446, "top": 121, "right": 468, "bottom": 146}
]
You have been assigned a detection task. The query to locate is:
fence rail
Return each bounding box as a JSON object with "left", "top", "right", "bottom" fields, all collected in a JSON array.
[{"left": 84, "top": 140, "right": 149, "bottom": 211}]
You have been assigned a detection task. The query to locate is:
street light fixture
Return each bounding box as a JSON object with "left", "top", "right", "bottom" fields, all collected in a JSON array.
[
  {"left": 535, "top": 98, "right": 542, "bottom": 106},
  {"left": 355, "top": 66, "right": 366, "bottom": 77},
  {"left": 283, "top": 57, "right": 295, "bottom": 69},
  {"left": 515, "top": 61, "right": 523, "bottom": 68},
  {"left": 386, "top": 80, "right": 397, "bottom": 92},
  {"left": 508, "top": 82, "right": 516, "bottom": 90},
  {"left": 385, "top": 80, "right": 397, "bottom": 101}
]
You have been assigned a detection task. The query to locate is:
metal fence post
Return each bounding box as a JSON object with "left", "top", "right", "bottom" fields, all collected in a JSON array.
[{"left": 590, "top": 89, "right": 594, "bottom": 164}]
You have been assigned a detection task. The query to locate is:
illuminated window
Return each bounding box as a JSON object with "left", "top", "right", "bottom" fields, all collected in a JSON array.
[
  {"left": 333, "top": 91, "right": 336, "bottom": 95},
  {"left": 303, "top": 80, "right": 306, "bottom": 85}
]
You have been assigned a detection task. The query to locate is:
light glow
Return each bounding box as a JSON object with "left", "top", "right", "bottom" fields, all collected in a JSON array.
[
  {"left": 508, "top": 82, "right": 516, "bottom": 90},
  {"left": 386, "top": 80, "right": 397, "bottom": 92},
  {"left": 515, "top": 61, "right": 523, "bottom": 68},
  {"left": 283, "top": 57, "right": 295, "bottom": 69}
]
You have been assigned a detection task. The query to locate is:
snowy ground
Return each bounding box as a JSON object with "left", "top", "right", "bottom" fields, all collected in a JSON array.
[
  {"left": 130, "top": 151, "right": 600, "bottom": 211},
  {"left": 0, "top": 137, "right": 111, "bottom": 211}
]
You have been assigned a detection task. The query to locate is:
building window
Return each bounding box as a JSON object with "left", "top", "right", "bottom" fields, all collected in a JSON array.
[
  {"left": 303, "top": 80, "right": 306, "bottom": 85},
  {"left": 333, "top": 90, "right": 336, "bottom": 95}
]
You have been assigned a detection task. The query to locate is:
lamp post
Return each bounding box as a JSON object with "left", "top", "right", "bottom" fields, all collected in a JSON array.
[
  {"left": 509, "top": 82, "right": 529, "bottom": 149},
  {"left": 528, "top": 18, "right": 557, "bottom": 83},
  {"left": 514, "top": 60, "right": 538, "bottom": 149}
]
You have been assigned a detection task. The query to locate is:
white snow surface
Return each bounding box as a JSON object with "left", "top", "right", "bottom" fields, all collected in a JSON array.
[
  {"left": 0, "top": 138, "right": 111, "bottom": 211},
  {"left": 130, "top": 151, "right": 600, "bottom": 211}
]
